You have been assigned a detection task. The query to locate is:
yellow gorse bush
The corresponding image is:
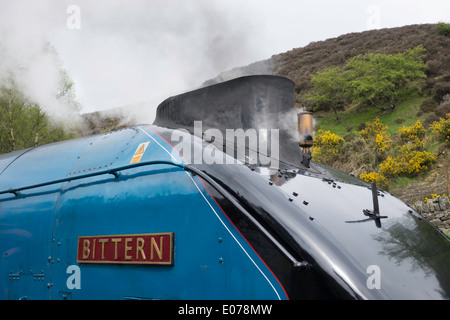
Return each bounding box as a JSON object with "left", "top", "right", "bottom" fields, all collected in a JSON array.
[
  {"left": 379, "top": 145, "right": 436, "bottom": 177},
  {"left": 430, "top": 113, "right": 450, "bottom": 144},
  {"left": 312, "top": 129, "right": 344, "bottom": 164},
  {"left": 358, "top": 118, "right": 392, "bottom": 153},
  {"left": 398, "top": 120, "right": 426, "bottom": 143},
  {"left": 377, "top": 121, "right": 435, "bottom": 177},
  {"left": 359, "top": 118, "right": 436, "bottom": 188},
  {"left": 375, "top": 133, "right": 392, "bottom": 152},
  {"left": 321, "top": 116, "right": 443, "bottom": 190},
  {"left": 358, "top": 118, "right": 388, "bottom": 141},
  {"left": 359, "top": 171, "right": 389, "bottom": 189}
]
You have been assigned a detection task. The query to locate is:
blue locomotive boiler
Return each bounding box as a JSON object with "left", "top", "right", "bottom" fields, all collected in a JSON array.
[{"left": 0, "top": 75, "right": 449, "bottom": 300}]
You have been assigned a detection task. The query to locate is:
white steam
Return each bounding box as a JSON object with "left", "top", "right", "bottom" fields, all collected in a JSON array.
[
  {"left": 50, "top": 0, "right": 267, "bottom": 122},
  {"left": 0, "top": 0, "right": 272, "bottom": 130},
  {"left": 0, "top": 1, "right": 82, "bottom": 128}
]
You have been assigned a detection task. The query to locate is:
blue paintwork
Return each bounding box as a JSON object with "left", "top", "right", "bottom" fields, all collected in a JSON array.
[{"left": 0, "top": 126, "right": 286, "bottom": 300}]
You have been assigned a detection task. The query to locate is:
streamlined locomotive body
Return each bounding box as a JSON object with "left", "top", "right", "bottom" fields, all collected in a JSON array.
[{"left": 0, "top": 76, "right": 449, "bottom": 300}]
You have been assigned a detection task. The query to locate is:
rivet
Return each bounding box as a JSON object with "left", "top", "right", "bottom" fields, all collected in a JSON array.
[
  {"left": 218, "top": 257, "right": 224, "bottom": 264},
  {"left": 218, "top": 237, "right": 223, "bottom": 243}
]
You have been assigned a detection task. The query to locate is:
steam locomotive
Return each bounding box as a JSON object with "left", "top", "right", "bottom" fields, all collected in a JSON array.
[{"left": 1, "top": 75, "right": 449, "bottom": 300}]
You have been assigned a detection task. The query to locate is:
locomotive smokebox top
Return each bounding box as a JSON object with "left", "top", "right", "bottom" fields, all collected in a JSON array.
[
  {"left": 153, "top": 75, "right": 304, "bottom": 167},
  {"left": 154, "top": 75, "right": 295, "bottom": 130}
]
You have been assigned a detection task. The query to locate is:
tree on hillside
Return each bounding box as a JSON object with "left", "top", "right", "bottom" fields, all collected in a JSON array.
[
  {"left": 437, "top": 22, "right": 450, "bottom": 37},
  {"left": 307, "top": 45, "right": 428, "bottom": 116},
  {"left": 344, "top": 45, "right": 427, "bottom": 110},
  {"left": 0, "top": 79, "right": 78, "bottom": 154},
  {"left": 0, "top": 42, "right": 82, "bottom": 155},
  {"left": 306, "top": 66, "right": 347, "bottom": 119}
]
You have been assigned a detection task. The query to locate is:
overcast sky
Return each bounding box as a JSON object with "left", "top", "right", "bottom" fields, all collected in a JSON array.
[{"left": 1, "top": 0, "right": 450, "bottom": 120}]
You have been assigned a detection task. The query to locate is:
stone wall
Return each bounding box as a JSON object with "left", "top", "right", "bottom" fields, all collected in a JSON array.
[
  {"left": 413, "top": 196, "right": 450, "bottom": 234},
  {"left": 393, "top": 180, "right": 448, "bottom": 207}
]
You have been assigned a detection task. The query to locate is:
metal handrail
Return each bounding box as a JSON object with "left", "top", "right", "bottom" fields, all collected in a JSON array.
[{"left": 0, "top": 160, "right": 185, "bottom": 197}]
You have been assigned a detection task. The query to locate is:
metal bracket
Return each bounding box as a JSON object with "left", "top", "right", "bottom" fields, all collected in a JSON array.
[
  {"left": 108, "top": 170, "right": 121, "bottom": 179},
  {"left": 293, "top": 261, "right": 312, "bottom": 271}
]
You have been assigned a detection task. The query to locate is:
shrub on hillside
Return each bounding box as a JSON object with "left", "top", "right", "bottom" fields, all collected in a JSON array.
[
  {"left": 360, "top": 171, "right": 389, "bottom": 190},
  {"left": 437, "top": 22, "right": 450, "bottom": 37},
  {"left": 379, "top": 145, "right": 436, "bottom": 177},
  {"left": 398, "top": 120, "right": 426, "bottom": 145},
  {"left": 424, "top": 114, "right": 441, "bottom": 128},
  {"left": 311, "top": 129, "right": 345, "bottom": 165},
  {"left": 436, "top": 102, "right": 450, "bottom": 117},
  {"left": 358, "top": 119, "right": 436, "bottom": 188},
  {"left": 358, "top": 118, "right": 392, "bottom": 154},
  {"left": 420, "top": 97, "right": 438, "bottom": 113},
  {"left": 425, "top": 59, "right": 444, "bottom": 77},
  {"left": 430, "top": 113, "right": 450, "bottom": 144},
  {"left": 433, "top": 82, "right": 450, "bottom": 102}
]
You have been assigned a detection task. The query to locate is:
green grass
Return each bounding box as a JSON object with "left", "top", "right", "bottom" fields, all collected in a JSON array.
[
  {"left": 315, "top": 96, "right": 430, "bottom": 138},
  {"left": 388, "top": 175, "right": 417, "bottom": 191},
  {"left": 426, "top": 137, "right": 446, "bottom": 154}
]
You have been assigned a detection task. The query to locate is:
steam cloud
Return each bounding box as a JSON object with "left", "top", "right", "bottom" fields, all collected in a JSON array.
[
  {"left": 0, "top": 0, "right": 269, "bottom": 128},
  {"left": 0, "top": 1, "right": 82, "bottom": 128}
]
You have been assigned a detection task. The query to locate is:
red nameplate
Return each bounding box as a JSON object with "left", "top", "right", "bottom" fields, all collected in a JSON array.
[{"left": 77, "top": 233, "right": 174, "bottom": 265}]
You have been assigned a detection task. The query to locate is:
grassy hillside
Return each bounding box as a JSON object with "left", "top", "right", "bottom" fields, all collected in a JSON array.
[
  {"left": 314, "top": 97, "right": 427, "bottom": 137},
  {"left": 313, "top": 96, "right": 449, "bottom": 202}
]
